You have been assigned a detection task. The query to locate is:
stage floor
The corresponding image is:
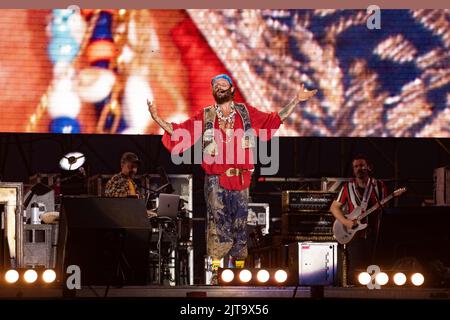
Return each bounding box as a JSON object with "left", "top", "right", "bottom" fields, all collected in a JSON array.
[{"left": 1, "top": 285, "right": 449, "bottom": 299}]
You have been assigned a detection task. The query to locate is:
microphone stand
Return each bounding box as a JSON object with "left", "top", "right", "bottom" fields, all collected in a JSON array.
[
  {"left": 138, "top": 182, "right": 172, "bottom": 208},
  {"left": 59, "top": 168, "right": 86, "bottom": 183},
  {"left": 370, "top": 177, "right": 384, "bottom": 264},
  {"left": 137, "top": 179, "right": 174, "bottom": 285}
]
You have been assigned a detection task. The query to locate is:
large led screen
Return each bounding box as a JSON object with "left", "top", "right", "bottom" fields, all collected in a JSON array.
[{"left": 0, "top": 9, "right": 448, "bottom": 136}]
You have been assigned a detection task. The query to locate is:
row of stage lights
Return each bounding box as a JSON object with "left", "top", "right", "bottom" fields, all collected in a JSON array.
[
  {"left": 358, "top": 271, "right": 425, "bottom": 286},
  {"left": 2, "top": 269, "right": 57, "bottom": 286},
  {"left": 219, "top": 268, "right": 425, "bottom": 287},
  {"left": 218, "top": 268, "right": 289, "bottom": 285}
]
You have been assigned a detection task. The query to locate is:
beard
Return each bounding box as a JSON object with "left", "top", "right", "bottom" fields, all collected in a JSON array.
[
  {"left": 213, "top": 87, "right": 234, "bottom": 104},
  {"left": 356, "top": 169, "right": 369, "bottom": 179}
]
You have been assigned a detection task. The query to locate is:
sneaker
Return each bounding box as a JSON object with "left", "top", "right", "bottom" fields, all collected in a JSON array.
[
  {"left": 210, "top": 270, "right": 218, "bottom": 285},
  {"left": 235, "top": 259, "right": 245, "bottom": 269}
]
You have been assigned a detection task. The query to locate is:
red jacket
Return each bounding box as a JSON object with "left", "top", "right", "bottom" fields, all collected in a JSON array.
[{"left": 162, "top": 104, "right": 282, "bottom": 190}]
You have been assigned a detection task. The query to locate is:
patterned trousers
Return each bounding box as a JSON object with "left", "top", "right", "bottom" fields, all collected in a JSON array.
[{"left": 204, "top": 175, "right": 249, "bottom": 260}]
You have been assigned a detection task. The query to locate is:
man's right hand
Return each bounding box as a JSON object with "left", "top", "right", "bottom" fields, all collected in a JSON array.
[
  {"left": 146, "top": 99, "right": 174, "bottom": 135},
  {"left": 343, "top": 219, "right": 357, "bottom": 229},
  {"left": 147, "top": 99, "right": 157, "bottom": 119}
]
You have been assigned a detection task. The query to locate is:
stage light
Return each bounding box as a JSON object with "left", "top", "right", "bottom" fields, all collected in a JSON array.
[
  {"left": 411, "top": 273, "right": 424, "bottom": 286},
  {"left": 239, "top": 269, "right": 252, "bottom": 283},
  {"left": 375, "top": 272, "right": 389, "bottom": 286},
  {"left": 217, "top": 268, "right": 291, "bottom": 286},
  {"left": 274, "top": 270, "right": 288, "bottom": 283},
  {"left": 256, "top": 269, "right": 270, "bottom": 283},
  {"left": 220, "top": 269, "right": 234, "bottom": 283},
  {"left": 393, "top": 273, "right": 407, "bottom": 286},
  {"left": 358, "top": 272, "right": 371, "bottom": 285},
  {"left": 59, "top": 152, "right": 85, "bottom": 171},
  {"left": 42, "top": 269, "right": 57, "bottom": 284},
  {"left": 23, "top": 269, "right": 38, "bottom": 284},
  {"left": 4, "top": 270, "right": 19, "bottom": 284}
]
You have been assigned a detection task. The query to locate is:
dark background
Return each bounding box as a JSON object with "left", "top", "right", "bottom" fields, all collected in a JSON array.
[{"left": 1, "top": 133, "right": 449, "bottom": 284}]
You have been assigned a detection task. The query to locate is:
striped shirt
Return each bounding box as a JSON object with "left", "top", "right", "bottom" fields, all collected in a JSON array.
[{"left": 336, "top": 178, "right": 388, "bottom": 238}]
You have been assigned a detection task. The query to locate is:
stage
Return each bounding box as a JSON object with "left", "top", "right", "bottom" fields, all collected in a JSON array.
[{"left": 1, "top": 285, "right": 449, "bottom": 300}]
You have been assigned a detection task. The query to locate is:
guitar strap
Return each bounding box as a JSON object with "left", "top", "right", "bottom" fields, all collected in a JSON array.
[
  {"left": 359, "top": 178, "right": 373, "bottom": 215},
  {"left": 371, "top": 179, "right": 383, "bottom": 209}
]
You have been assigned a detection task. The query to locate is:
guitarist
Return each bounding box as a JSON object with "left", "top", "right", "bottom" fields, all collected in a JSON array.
[{"left": 330, "top": 154, "right": 388, "bottom": 285}]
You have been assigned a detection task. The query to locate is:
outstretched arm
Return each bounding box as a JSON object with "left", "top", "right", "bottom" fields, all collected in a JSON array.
[
  {"left": 147, "top": 99, "right": 173, "bottom": 135},
  {"left": 278, "top": 84, "right": 318, "bottom": 121}
]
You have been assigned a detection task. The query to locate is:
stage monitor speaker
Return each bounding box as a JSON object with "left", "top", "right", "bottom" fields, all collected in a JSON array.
[
  {"left": 288, "top": 242, "right": 338, "bottom": 286},
  {"left": 57, "top": 196, "right": 150, "bottom": 286}
]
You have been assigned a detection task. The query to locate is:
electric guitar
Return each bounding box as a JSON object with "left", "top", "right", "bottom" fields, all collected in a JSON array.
[{"left": 333, "top": 187, "right": 406, "bottom": 244}]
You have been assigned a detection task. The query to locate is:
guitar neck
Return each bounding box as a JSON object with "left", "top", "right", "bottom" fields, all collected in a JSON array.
[{"left": 358, "top": 193, "right": 394, "bottom": 220}]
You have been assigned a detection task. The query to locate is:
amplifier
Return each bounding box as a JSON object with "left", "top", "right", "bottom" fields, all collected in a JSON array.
[
  {"left": 283, "top": 235, "right": 335, "bottom": 242},
  {"left": 282, "top": 191, "right": 337, "bottom": 212},
  {"left": 282, "top": 212, "right": 334, "bottom": 237}
]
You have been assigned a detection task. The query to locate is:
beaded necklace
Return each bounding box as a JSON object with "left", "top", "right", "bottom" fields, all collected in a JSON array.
[{"left": 215, "top": 102, "right": 236, "bottom": 143}]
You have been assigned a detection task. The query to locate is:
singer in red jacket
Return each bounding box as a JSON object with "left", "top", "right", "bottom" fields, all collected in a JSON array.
[{"left": 148, "top": 74, "right": 317, "bottom": 280}]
